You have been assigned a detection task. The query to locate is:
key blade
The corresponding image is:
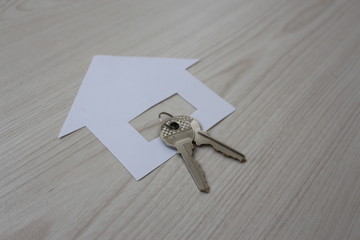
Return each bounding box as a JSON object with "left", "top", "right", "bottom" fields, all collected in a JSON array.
[
  {"left": 195, "top": 131, "right": 246, "bottom": 162},
  {"left": 190, "top": 119, "right": 246, "bottom": 162},
  {"left": 175, "top": 138, "right": 209, "bottom": 193}
]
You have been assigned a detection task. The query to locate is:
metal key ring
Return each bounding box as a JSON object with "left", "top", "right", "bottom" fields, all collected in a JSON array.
[
  {"left": 158, "top": 112, "right": 173, "bottom": 123},
  {"left": 159, "top": 112, "right": 179, "bottom": 129}
]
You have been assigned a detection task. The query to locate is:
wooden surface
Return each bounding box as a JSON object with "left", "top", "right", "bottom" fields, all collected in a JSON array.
[{"left": 1, "top": 0, "right": 360, "bottom": 239}]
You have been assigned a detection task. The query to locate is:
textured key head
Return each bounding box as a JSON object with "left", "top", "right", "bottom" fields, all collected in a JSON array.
[{"left": 160, "top": 115, "right": 195, "bottom": 148}]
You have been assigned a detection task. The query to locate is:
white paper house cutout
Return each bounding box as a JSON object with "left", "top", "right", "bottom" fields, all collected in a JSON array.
[{"left": 59, "top": 56, "right": 235, "bottom": 180}]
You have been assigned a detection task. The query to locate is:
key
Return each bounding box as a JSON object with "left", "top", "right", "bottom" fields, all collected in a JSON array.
[
  {"left": 159, "top": 114, "right": 209, "bottom": 192},
  {"left": 190, "top": 119, "right": 246, "bottom": 162}
]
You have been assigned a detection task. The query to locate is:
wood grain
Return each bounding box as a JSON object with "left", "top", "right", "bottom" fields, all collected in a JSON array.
[{"left": 1, "top": 0, "right": 360, "bottom": 239}]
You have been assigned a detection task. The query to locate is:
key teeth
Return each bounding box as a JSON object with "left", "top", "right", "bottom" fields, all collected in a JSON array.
[{"left": 213, "top": 148, "right": 246, "bottom": 162}]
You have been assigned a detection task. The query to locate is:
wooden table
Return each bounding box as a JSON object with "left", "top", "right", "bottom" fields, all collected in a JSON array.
[{"left": 1, "top": 0, "right": 360, "bottom": 239}]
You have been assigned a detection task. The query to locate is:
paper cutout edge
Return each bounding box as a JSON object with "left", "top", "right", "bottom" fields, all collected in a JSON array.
[{"left": 58, "top": 56, "right": 199, "bottom": 138}]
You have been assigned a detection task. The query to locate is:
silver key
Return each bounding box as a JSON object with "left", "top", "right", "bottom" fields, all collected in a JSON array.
[
  {"left": 191, "top": 119, "right": 246, "bottom": 162},
  {"left": 159, "top": 113, "right": 209, "bottom": 192}
]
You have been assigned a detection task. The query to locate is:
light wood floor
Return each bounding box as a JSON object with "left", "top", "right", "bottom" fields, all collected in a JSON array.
[{"left": 1, "top": 0, "right": 360, "bottom": 239}]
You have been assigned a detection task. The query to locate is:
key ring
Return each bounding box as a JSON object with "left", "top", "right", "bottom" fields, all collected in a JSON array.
[
  {"left": 158, "top": 112, "right": 179, "bottom": 130},
  {"left": 158, "top": 112, "right": 173, "bottom": 123}
]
